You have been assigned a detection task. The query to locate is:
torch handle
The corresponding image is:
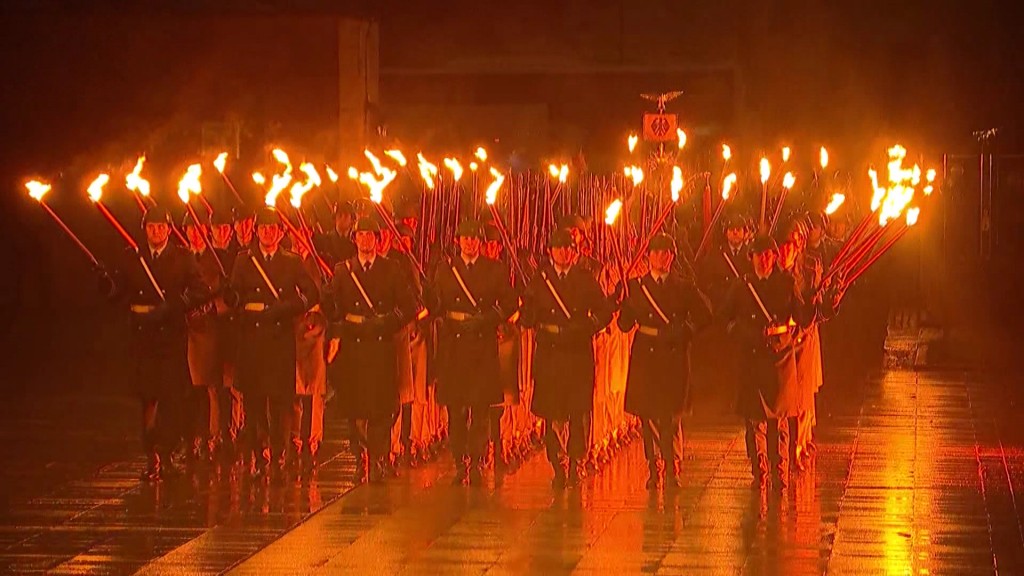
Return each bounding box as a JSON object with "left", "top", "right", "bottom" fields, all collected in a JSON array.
[
  {"left": 40, "top": 201, "right": 100, "bottom": 267},
  {"left": 293, "top": 208, "right": 333, "bottom": 279},
  {"left": 829, "top": 223, "right": 891, "bottom": 282},
  {"left": 185, "top": 202, "right": 226, "bottom": 277},
  {"left": 137, "top": 254, "right": 166, "bottom": 302},
  {"left": 768, "top": 188, "right": 790, "bottom": 236},
  {"left": 696, "top": 199, "right": 728, "bottom": 260},
  {"left": 276, "top": 210, "right": 333, "bottom": 279},
  {"left": 489, "top": 204, "right": 530, "bottom": 286},
  {"left": 373, "top": 202, "right": 426, "bottom": 280},
  {"left": 625, "top": 200, "right": 674, "bottom": 277},
  {"left": 846, "top": 226, "right": 909, "bottom": 286},
  {"left": 96, "top": 201, "right": 139, "bottom": 252},
  {"left": 830, "top": 210, "right": 877, "bottom": 271},
  {"left": 219, "top": 172, "right": 246, "bottom": 206}
]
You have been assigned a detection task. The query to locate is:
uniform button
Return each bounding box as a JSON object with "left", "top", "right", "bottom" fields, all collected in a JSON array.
[
  {"left": 355, "top": 338, "right": 361, "bottom": 343},
  {"left": 455, "top": 334, "right": 461, "bottom": 339},
  {"left": 255, "top": 322, "right": 261, "bottom": 327},
  {"left": 256, "top": 287, "right": 261, "bottom": 292},
  {"left": 456, "top": 297, "right": 461, "bottom": 302}
]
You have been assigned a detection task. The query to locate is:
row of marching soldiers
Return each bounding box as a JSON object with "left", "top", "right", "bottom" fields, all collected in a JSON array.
[{"left": 98, "top": 198, "right": 845, "bottom": 492}]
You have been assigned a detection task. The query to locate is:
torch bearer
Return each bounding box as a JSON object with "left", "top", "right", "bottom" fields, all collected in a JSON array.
[
  {"left": 358, "top": 161, "right": 426, "bottom": 280},
  {"left": 87, "top": 173, "right": 165, "bottom": 300},
  {"left": 177, "top": 163, "right": 226, "bottom": 277},
  {"left": 124, "top": 155, "right": 188, "bottom": 246},
  {"left": 25, "top": 180, "right": 101, "bottom": 267}
]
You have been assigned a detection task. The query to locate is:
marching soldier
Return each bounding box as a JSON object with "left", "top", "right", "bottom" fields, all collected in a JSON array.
[
  {"left": 520, "top": 229, "right": 613, "bottom": 489},
  {"left": 428, "top": 220, "right": 517, "bottom": 485},
  {"left": 106, "top": 206, "right": 210, "bottom": 481},
  {"left": 390, "top": 223, "right": 424, "bottom": 470},
  {"left": 225, "top": 207, "right": 319, "bottom": 479},
  {"left": 721, "top": 235, "right": 814, "bottom": 491},
  {"left": 318, "top": 200, "right": 356, "bottom": 267},
  {"left": 617, "top": 234, "right": 712, "bottom": 491},
  {"left": 209, "top": 210, "right": 244, "bottom": 460},
  {"left": 323, "top": 217, "right": 417, "bottom": 483}
]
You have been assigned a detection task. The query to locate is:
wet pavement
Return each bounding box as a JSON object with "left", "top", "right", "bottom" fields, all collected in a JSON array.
[{"left": 3, "top": 369, "right": 1024, "bottom": 575}]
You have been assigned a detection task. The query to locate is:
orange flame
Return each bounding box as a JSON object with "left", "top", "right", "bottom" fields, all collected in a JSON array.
[
  {"left": 213, "top": 152, "right": 227, "bottom": 174},
  {"left": 782, "top": 172, "right": 796, "bottom": 190},
  {"left": 558, "top": 164, "right": 568, "bottom": 184},
  {"left": 628, "top": 166, "right": 644, "bottom": 186},
  {"left": 443, "top": 157, "right": 464, "bottom": 181},
  {"left": 469, "top": 162, "right": 479, "bottom": 172},
  {"left": 125, "top": 155, "right": 151, "bottom": 197},
  {"left": 722, "top": 173, "right": 737, "bottom": 200},
  {"left": 782, "top": 146, "right": 792, "bottom": 163},
  {"left": 474, "top": 147, "right": 488, "bottom": 162},
  {"left": 604, "top": 199, "right": 623, "bottom": 225},
  {"left": 906, "top": 207, "right": 920, "bottom": 226},
  {"left": 26, "top": 180, "right": 51, "bottom": 201},
  {"left": 347, "top": 167, "right": 359, "bottom": 180},
  {"left": 325, "top": 165, "right": 339, "bottom": 183},
  {"left": 384, "top": 149, "right": 407, "bottom": 167},
  {"left": 825, "top": 193, "right": 845, "bottom": 215},
  {"left": 671, "top": 166, "right": 683, "bottom": 202},
  {"left": 484, "top": 167, "right": 505, "bottom": 205},
  {"left": 819, "top": 146, "right": 829, "bottom": 169},
  {"left": 549, "top": 164, "right": 560, "bottom": 178},
  {"left": 628, "top": 134, "right": 639, "bottom": 153},
  {"left": 300, "top": 162, "right": 321, "bottom": 187},
  {"left": 358, "top": 167, "right": 397, "bottom": 204},
  {"left": 759, "top": 158, "right": 771, "bottom": 185},
  {"left": 417, "top": 153, "right": 438, "bottom": 189},
  {"left": 265, "top": 172, "right": 292, "bottom": 207},
  {"left": 676, "top": 129, "right": 687, "bottom": 150},
  {"left": 722, "top": 144, "right": 732, "bottom": 161},
  {"left": 252, "top": 172, "right": 266, "bottom": 186},
  {"left": 177, "top": 163, "right": 202, "bottom": 204},
  {"left": 87, "top": 174, "right": 110, "bottom": 203}
]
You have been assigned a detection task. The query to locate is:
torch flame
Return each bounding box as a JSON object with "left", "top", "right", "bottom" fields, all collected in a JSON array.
[
  {"left": 299, "top": 162, "right": 321, "bottom": 187},
  {"left": 926, "top": 168, "right": 937, "bottom": 183},
  {"left": 325, "top": 165, "right": 339, "bottom": 183},
  {"left": 364, "top": 150, "right": 385, "bottom": 175},
  {"left": 474, "top": 147, "right": 488, "bottom": 162},
  {"left": 213, "top": 152, "right": 227, "bottom": 174},
  {"left": 417, "top": 153, "right": 438, "bottom": 190},
  {"left": 782, "top": 172, "right": 796, "bottom": 190},
  {"left": 26, "top": 180, "right": 51, "bottom": 201},
  {"left": 876, "top": 145, "right": 920, "bottom": 226},
  {"left": 177, "top": 163, "right": 203, "bottom": 204},
  {"left": 628, "top": 134, "right": 639, "bottom": 153},
  {"left": 722, "top": 173, "right": 737, "bottom": 200},
  {"left": 87, "top": 174, "right": 110, "bottom": 203},
  {"left": 384, "top": 149, "right": 408, "bottom": 167},
  {"left": 558, "top": 164, "right": 568, "bottom": 184},
  {"left": 549, "top": 164, "right": 560, "bottom": 178},
  {"left": 671, "top": 166, "right": 683, "bottom": 202},
  {"left": 443, "top": 157, "right": 464, "bottom": 181},
  {"left": 469, "top": 162, "right": 479, "bottom": 172},
  {"left": 484, "top": 167, "right": 505, "bottom": 205},
  {"left": 265, "top": 172, "right": 293, "bottom": 207},
  {"left": 604, "top": 199, "right": 623, "bottom": 226},
  {"left": 782, "top": 147, "right": 792, "bottom": 163},
  {"left": 252, "top": 172, "right": 266, "bottom": 186},
  {"left": 676, "top": 129, "right": 687, "bottom": 150},
  {"left": 722, "top": 144, "right": 732, "bottom": 161},
  {"left": 825, "top": 193, "right": 846, "bottom": 215},
  {"left": 819, "top": 147, "right": 829, "bottom": 169},
  {"left": 272, "top": 148, "right": 291, "bottom": 168},
  {"left": 906, "top": 207, "right": 920, "bottom": 226},
  {"left": 358, "top": 167, "right": 398, "bottom": 204},
  {"left": 629, "top": 166, "right": 644, "bottom": 187},
  {"left": 759, "top": 158, "right": 771, "bottom": 185},
  {"left": 125, "top": 155, "right": 151, "bottom": 197},
  {"left": 347, "top": 167, "right": 359, "bottom": 180}
]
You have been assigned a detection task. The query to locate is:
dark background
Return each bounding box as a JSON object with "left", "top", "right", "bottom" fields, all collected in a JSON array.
[{"left": 1, "top": 0, "right": 1021, "bottom": 395}]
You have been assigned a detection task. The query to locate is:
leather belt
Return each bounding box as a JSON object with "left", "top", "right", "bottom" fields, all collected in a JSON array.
[
  {"left": 243, "top": 302, "right": 267, "bottom": 312},
  {"left": 344, "top": 313, "right": 367, "bottom": 324},
  {"left": 637, "top": 325, "right": 661, "bottom": 337},
  {"left": 446, "top": 311, "right": 472, "bottom": 321},
  {"left": 130, "top": 304, "right": 156, "bottom": 314},
  {"left": 538, "top": 324, "right": 562, "bottom": 334},
  {"left": 766, "top": 324, "right": 789, "bottom": 336}
]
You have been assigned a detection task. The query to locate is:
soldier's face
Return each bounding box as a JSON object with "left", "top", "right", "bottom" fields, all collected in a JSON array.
[
  {"left": 752, "top": 250, "right": 776, "bottom": 277},
  {"left": 355, "top": 230, "right": 377, "bottom": 254},
  {"left": 211, "top": 224, "right": 232, "bottom": 248},
  {"left": 234, "top": 218, "right": 254, "bottom": 243},
  {"left": 185, "top": 225, "right": 207, "bottom": 251},
  {"left": 779, "top": 241, "right": 798, "bottom": 270},
  {"left": 726, "top": 227, "right": 745, "bottom": 246},
  {"left": 551, "top": 246, "right": 574, "bottom": 268},
  {"left": 145, "top": 223, "right": 170, "bottom": 247},
  {"left": 484, "top": 240, "right": 502, "bottom": 260},
  {"left": 459, "top": 235, "right": 481, "bottom": 259},
  {"left": 648, "top": 249, "right": 674, "bottom": 274},
  {"left": 256, "top": 223, "right": 284, "bottom": 250}
]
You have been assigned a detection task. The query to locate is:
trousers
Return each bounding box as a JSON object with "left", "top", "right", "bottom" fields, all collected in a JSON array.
[
  {"left": 448, "top": 405, "right": 490, "bottom": 461},
  {"left": 545, "top": 413, "right": 591, "bottom": 469},
  {"left": 641, "top": 416, "right": 684, "bottom": 469}
]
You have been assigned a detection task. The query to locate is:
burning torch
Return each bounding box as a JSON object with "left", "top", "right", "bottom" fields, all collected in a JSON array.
[{"left": 25, "top": 180, "right": 101, "bottom": 267}]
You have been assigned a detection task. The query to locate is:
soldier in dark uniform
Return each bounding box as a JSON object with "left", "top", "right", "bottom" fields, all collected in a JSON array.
[
  {"left": 225, "top": 207, "right": 319, "bottom": 479},
  {"left": 520, "top": 229, "right": 614, "bottom": 489},
  {"left": 107, "top": 206, "right": 210, "bottom": 481},
  {"left": 323, "top": 217, "right": 417, "bottom": 483},
  {"left": 428, "top": 220, "right": 517, "bottom": 485},
  {"left": 318, "top": 200, "right": 356, "bottom": 267},
  {"left": 721, "top": 235, "right": 814, "bottom": 491},
  {"left": 208, "top": 209, "right": 243, "bottom": 460},
  {"left": 390, "top": 223, "right": 425, "bottom": 470},
  {"left": 698, "top": 212, "right": 751, "bottom": 310},
  {"left": 617, "top": 234, "right": 712, "bottom": 491}
]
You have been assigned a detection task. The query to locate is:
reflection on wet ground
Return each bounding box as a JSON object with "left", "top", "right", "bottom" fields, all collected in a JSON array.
[{"left": 2, "top": 369, "right": 1023, "bottom": 574}]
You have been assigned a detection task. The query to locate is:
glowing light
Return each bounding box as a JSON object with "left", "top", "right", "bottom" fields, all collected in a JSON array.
[
  {"left": 906, "top": 207, "right": 920, "bottom": 226},
  {"left": 558, "top": 164, "right": 568, "bottom": 184},
  {"left": 722, "top": 173, "right": 737, "bottom": 200},
  {"left": 671, "top": 166, "right": 683, "bottom": 202},
  {"left": 252, "top": 172, "right": 266, "bottom": 186},
  {"left": 417, "top": 153, "right": 439, "bottom": 190},
  {"left": 125, "top": 155, "right": 151, "bottom": 197},
  {"left": 26, "top": 180, "right": 51, "bottom": 201},
  {"left": 604, "top": 199, "right": 623, "bottom": 225},
  {"left": 87, "top": 174, "right": 110, "bottom": 203},
  {"left": 347, "top": 167, "right": 359, "bottom": 180},
  {"left": 825, "top": 193, "right": 846, "bottom": 215},
  {"left": 358, "top": 167, "right": 398, "bottom": 204},
  {"left": 177, "top": 163, "right": 202, "bottom": 204},
  {"left": 325, "top": 165, "right": 339, "bottom": 183},
  {"left": 782, "top": 172, "right": 796, "bottom": 190},
  {"left": 629, "top": 166, "right": 644, "bottom": 187},
  {"left": 782, "top": 146, "right": 791, "bottom": 162},
  {"left": 549, "top": 164, "right": 560, "bottom": 178},
  {"left": 676, "top": 129, "right": 687, "bottom": 150},
  {"left": 299, "top": 162, "right": 321, "bottom": 187},
  {"left": 820, "top": 146, "right": 829, "bottom": 169},
  {"left": 213, "top": 152, "right": 227, "bottom": 174},
  {"left": 722, "top": 144, "right": 732, "bottom": 161},
  {"left": 759, "top": 158, "right": 771, "bottom": 185},
  {"left": 926, "top": 168, "right": 937, "bottom": 183},
  {"left": 484, "top": 167, "right": 505, "bottom": 205},
  {"left": 272, "top": 148, "right": 291, "bottom": 168},
  {"left": 469, "top": 162, "right": 479, "bottom": 172},
  {"left": 384, "top": 149, "right": 407, "bottom": 167},
  {"left": 628, "top": 134, "right": 639, "bottom": 153},
  {"left": 474, "top": 147, "right": 488, "bottom": 162}
]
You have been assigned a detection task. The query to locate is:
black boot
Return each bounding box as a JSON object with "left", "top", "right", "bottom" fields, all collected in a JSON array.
[
  {"left": 666, "top": 460, "right": 683, "bottom": 491},
  {"left": 567, "top": 460, "right": 584, "bottom": 488},
  {"left": 369, "top": 458, "right": 387, "bottom": 484},
  {"left": 551, "top": 464, "right": 567, "bottom": 490},
  {"left": 645, "top": 460, "right": 660, "bottom": 491}
]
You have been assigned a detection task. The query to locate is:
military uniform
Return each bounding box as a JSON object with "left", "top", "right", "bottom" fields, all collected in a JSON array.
[
  {"left": 292, "top": 251, "right": 329, "bottom": 470},
  {"left": 429, "top": 220, "right": 517, "bottom": 484},
  {"left": 721, "top": 236, "right": 814, "bottom": 490},
  {"left": 110, "top": 207, "right": 210, "bottom": 480},
  {"left": 520, "top": 230, "right": 613, "bottom": 487},
  {"left": 227, "top": 209, "right": 319, "bottom": 477},
  {"left": 617, "top": 235, "right": 712, "bottom": 489},
  {"left": 324, "top": 219, "right": 417, "bottom": 482}
]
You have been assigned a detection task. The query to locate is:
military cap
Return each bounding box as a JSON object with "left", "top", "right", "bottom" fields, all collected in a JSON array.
[
  {"left": 211, "top": 209, "right": 233, "bottom": 226},
  {"left": 395, "top": 202, "right": 419, "bottom": 220},
  {"left": 334, "top": 200, "right": 355, "bottom": 216},
  {"left": 549, "top": 228, "right": 575, "bottom": 249},
  {"left": 254, "top": 207, "right": 280, "bottom": 227},
  {"left": 142, "top": 206, "right": 172, "bottom": 226},
  {"left": 181, "top": 211, "right": 203, "bottom": 228},
  {"left": 232, "top": 206, "right": 255, "bottom": 222},
  {"left": 648, "top": 233, "right": 676, "bottom": 253},
  {"left": 722, "top": 212, "right": 746, "bottom": 230},
  {"left": 353, "top": 217, "right": 381, "bottom": 233},
  {"left": 483, "top": 223, "right": 502, "bottom": 242},
  {"left": 455, "top": 219, "right": 484, "bottom": 239},
  {"left": 558, "top": 214, "right": 586, "bottom": 230},
  {"left": 748, "top": 235, "right": 778, "bottom": 255},
  {"left": 395, "top": 223, "right": 415, "bottom": 239}
]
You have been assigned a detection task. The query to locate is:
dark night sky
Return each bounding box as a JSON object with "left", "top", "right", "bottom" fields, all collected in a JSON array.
[{"left": 0, "top": 0, "right": 1021, "bottom": 390}]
